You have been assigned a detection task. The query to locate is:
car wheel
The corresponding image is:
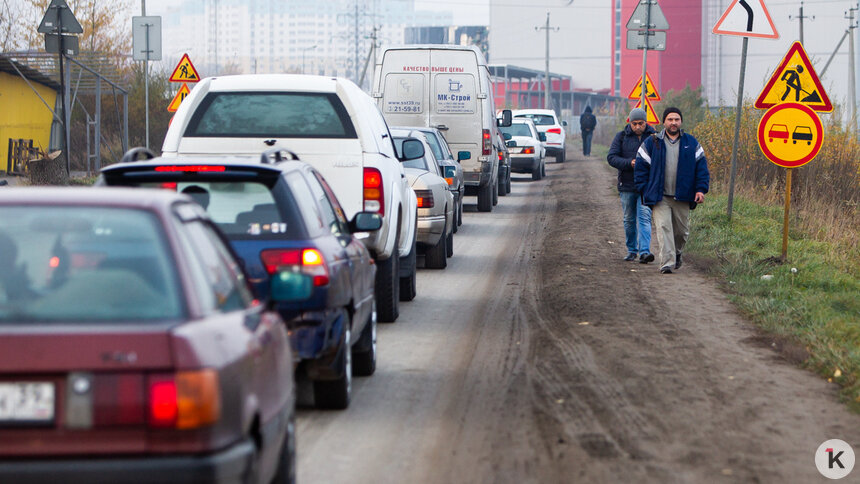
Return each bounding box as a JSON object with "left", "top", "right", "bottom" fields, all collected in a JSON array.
[
  {"left": 532, "top": 160, "right": 542, "bottom": 181},
  {"left": 541, "top": 160, "right": 546, "bottom": 177},
  {"left": 477, "top": 182, "right": 493, "bottom": 212},
  {"left": 376, "top": 230, "right": 400, "bottom": 323},
  {"left": 457, "top": 198, "right": 464, "bottom": 226},
  {"left": 313, "top": 320, "right": 352, "bottom": 409},
  {"left": 492, "top": 179, "right": 498, "bottom": 206},
  {"left": 352, "top": 302, "right": 377, "bottom": 377},
  {"left": 557, "top": 151, "right": 565, "bottom": 163},
  {"left": 505, "top": 172, "right": 512, "bottom": 194},
  {"left": 271, "top": 413, "right": 297, "bottom": 484},
  {"left": 399, "top": 233, "right": 416, "bottom": 302},
  {"left": 425, "top": 218, "right": 448, "bottom": 269},
  {"left": 452, "top": 197, "right": 459, "bottom": 234},
  {"left": 498, "top": 171, "right": 507, "bottom": 197},
  {"left": 446, "top": 222, "right": 454, "bottom": 258}
]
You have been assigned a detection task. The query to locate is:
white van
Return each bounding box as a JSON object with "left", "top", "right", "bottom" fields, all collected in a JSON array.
[{"left": 373, "top": 45, "right": 511, "bottom": 212}]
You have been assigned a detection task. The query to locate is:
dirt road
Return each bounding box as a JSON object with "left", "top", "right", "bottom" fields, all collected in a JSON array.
[{"left": 296, "top": 151, "right": 860, "bottom": 483}]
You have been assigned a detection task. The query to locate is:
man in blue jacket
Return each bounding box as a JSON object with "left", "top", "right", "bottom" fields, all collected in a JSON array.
[
  {"left": 607, "top": 108, "right": 656, "bottom": 263},
  {"left": 634, "top": 107, "right": 710, "bottom": 274}
]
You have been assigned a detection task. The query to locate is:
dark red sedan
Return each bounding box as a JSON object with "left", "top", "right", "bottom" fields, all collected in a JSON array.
[{"left": 0, "top": 188, "right": 302, "bottom": 484}]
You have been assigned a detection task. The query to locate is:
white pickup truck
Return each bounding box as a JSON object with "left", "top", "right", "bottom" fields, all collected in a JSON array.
[{"left": 160, "top": 74, "right": 418, "bottom": 322}]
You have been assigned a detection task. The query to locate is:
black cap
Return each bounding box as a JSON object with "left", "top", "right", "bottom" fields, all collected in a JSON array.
[{"left": 662, "top": 107, "right": 683, "bottom": 123}]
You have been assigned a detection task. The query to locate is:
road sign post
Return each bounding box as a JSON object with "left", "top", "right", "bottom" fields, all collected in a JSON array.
[
  {"left": 756, "top": 102, "right": 824, "bottom": 260},
  {"left": 133, "top": 16, "right": 162, "bottom": 150},
  {"left": 627, "top": 1, "right": 669, "bottom": 107},
  {"left": 712, "top": 0, "right": 780, "bottom": 221},
  {"left": 167, "top": 54, "right": 200, "bottom": 113}
]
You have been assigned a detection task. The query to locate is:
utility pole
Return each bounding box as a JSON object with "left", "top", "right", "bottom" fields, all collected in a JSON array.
[
  {"left": 849, "top": 4, "right": 858, "bottom": 128},
  {"left": 535, "top": 12, "right": 559, "bottom": 110},
  {"left": 789, "top": 1, "right": 814, "bottom": 44}
]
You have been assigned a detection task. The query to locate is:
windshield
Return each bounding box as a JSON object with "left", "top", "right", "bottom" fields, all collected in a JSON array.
[
  {"left": 422, "top": 132, "right": 446, "bottom": 161},
  {"left": 500, "top": 124, "right": 533, "bottom": 138},
  {"left": 185, "top": 92, "right": 357, "bottom": 138},
  {"left": 0, "top": 207, "right": 183, "bottom": 323},
  {"left": 515, "top": 114, "right": 556, "bottom": 126},
  {"left": 393, "top": 138, "right": 429, "bottom": 171}
]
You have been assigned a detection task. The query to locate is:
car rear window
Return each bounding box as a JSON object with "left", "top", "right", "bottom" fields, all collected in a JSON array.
[
  {"left": 138, "top": 181, "right": 303, "bottom": 239},
  {"left": 0, "top": 207, "right": 183, "bottom": 323},
  {"left": 500, "top": 124, "right": 533, "bottom": 138},
  {"left": 184, "top": 92, "right": 357, "bottom": 139},
  {"left": 421, "top": 132, "right": 446, "bottom": 161},
  {"left": 515, "top": 114, "right": 555, "bottom": 126}
]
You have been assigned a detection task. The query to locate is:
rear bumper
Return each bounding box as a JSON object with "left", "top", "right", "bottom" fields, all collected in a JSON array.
[
  {"left": 287, "top": 309, "right": 345, "bottom": 362},
  {"left": 463, "top": 160, "right": 494, "bottom": 187},
  {"left": 510, "top": 155, "right": 539, "bottom": 172},
  {"left": 545, "top": 145, "right": 565, "bottom": 157},
  {"left": 416, "top": 214, "right": 446, "bottom": 245},
  {"left": 0, "top": 438, "right": 254, "bottom": 484}
]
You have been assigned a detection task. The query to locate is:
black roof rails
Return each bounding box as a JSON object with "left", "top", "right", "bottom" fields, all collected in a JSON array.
[
  {"left": 260, "top": 148, "right": 301, "bottom": 164},
  {"left": 119, "top": 147, "right": 157, "bottom": 164}
]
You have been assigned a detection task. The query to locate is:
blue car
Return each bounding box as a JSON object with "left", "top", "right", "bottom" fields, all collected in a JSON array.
[{"left": 99, "top": 148, "right": 382, "bottom": 409}]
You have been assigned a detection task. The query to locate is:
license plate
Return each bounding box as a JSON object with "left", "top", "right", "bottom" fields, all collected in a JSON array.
[
  {"left": 509, "top": 147, "right": 523, "bottom": 154},
  {"left": 0, "top": 382, "right": 55, "bottom": 422}
]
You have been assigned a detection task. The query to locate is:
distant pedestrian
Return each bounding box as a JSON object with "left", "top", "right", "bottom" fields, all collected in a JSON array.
[
  {"left": 607, "top": 108, "right": 656, "bottom": 263},
  {"left": 634, "top": 107, "right": 710, "bottom": 274},
  {"left": 579, "top": 105, "right": 597, "bottom": 156}
]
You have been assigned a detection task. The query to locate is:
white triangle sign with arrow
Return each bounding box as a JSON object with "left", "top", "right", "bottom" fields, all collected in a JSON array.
[{"left": 713, "top": 0, "right": 779, "bottom": 39}]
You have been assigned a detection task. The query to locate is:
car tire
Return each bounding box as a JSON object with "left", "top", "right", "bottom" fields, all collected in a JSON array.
[
  {"left": 477, "top": 182, "right": 493, "bottom": 212},
  {"left": 452, "top": 198, "right": 459, "bottom": 234},
  {"left": 271, "top": 413, "right": 297, "bottom": 484},
  {"left": 446, "top": 226, "right": 453, "bottom": 258},
  {"left": 313, "top": 320, "right": 352, "bottom": 409},
  {"left": 557, "top": 151, "right": 565, "bottom": 163},
  {"left": 352, "top": 302, "right": 377, "bottom": 377},
  {"left": 425, "top": 219, "right": 448, "bottom": 269},
  {"left": 505, "top": 172, "right": 512, "bottom": 194},
  {"left": 532, "top": 160, "right": 542, "bottom": 180},
  {"left": 492, "top": 179, "right": 498, "bottom": 206},
  {"left": 399, "top": 234, "right": 416, "bottom": 302},
  {"left": 376, "top": 230, "right": 400, "bottom": 323},
  {"left": 457, "top": 198, "right": 463, "bottom": 227},
  {"left": 541, "top": 160, "right": 546, "bottom": 177}
]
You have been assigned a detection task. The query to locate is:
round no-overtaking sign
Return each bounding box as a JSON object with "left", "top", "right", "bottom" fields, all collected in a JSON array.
[{"left": 756, "top": 102, "right": 823, "bottom": 168}]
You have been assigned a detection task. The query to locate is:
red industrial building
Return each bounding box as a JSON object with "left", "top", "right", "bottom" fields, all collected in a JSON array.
[{"left": 612, "top": 1, "right": 702, "bottom": 99}]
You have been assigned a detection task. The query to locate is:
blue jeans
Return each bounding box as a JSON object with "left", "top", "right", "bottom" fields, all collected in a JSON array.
[
  {"left": 582, "top": 130, "right": 593, "bottom": 156},
  {"left": 619, "top": 191, "right": 652, "bottom": 255}
]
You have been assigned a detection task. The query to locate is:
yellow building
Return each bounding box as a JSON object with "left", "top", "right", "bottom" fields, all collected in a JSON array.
[{"left": 0, "top": 55, "right": 59, "bottom": 174}]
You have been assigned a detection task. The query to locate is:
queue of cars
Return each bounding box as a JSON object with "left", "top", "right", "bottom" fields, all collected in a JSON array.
[{"left": 0, "top": 45, "right": 554, "bottom": 483}]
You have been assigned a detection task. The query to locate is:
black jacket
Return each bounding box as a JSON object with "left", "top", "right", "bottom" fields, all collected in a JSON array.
[
  {"left": 607, "top": 123, "right": 656, "bottom": 192},
  {"left": 580, "top": 106, "right": 596, "bottom": 132}
]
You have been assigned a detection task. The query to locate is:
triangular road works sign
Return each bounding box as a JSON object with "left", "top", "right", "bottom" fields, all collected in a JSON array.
[
  {"left": 169, "top": 54, "right": 200, "bottom": 83},
  {"left": 713, "top": 0, "right": 779, "bottom": 39},
  {"left": 627, "top": 72, "right": 661, "bottom": 101},
  {"left": 167, "top": 83, "right": 191, "bottom": 112},
  {"left": 755, "top": 41, "right": 832, "bottom": 112},
  {"left": 629, "top": 97, "right": 660, "bottom": 125}
]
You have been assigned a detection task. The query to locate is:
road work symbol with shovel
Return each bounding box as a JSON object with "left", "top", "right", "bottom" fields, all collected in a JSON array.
[{"left": 780, "top": 65, "right": 822, "bottom": 103}]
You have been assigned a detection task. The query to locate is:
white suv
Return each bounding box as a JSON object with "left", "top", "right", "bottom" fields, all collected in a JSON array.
[
  {"left": 511, "top": 109, "right": 567, "bottom": 163},
  {"left": 161, "top": 74, "right": 418, "bottom": 322}
]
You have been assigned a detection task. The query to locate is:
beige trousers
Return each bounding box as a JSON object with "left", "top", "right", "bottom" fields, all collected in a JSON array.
[{"left": 652, "top": 198, "right": 690, "bottom": 269}]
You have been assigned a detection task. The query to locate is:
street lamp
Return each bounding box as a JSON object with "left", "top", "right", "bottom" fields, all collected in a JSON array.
[{"left": 302, "top": 45, "right": 317, "bottom": 74}]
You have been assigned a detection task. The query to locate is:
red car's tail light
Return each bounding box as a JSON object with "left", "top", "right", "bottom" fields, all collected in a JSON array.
[
  {"left": 523, "top": 147, "right": 535, "bottom": 154},
  {"left": 414, "top": 190, "right": 434, "bottom": 209},
  {"left": 363, "top": 167, "right": 384, "bottom": 216},
  {"left": 148, "top": 370, "right": 220, "bottom": 429},
  {"left": 547, "top": 128, "right": 562, "bottom": 135},
  {"left": 482, "top": 129, "right": 492, "bottom": 156},
  {"left": 498, "top": 152, "right": 504, "bottom": 162},
  {"left": 260, "top": 248, "right": 330, "bottom": 286},
  {"left": 153, "top": 165, "right": 226, "bottom": 172},
  {"left": 94, "top": 373, "right": 145, "bottom": 427}
]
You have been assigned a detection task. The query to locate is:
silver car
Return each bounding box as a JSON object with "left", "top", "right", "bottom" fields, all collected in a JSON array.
[
  {"left": 410, "top": 127, "right": 465, "bottom": 233},
  {"left": 391, "top": 129, "right": 455, "bottom": 270}
]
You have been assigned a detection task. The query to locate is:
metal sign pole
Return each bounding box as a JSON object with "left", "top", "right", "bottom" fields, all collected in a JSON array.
[
  {"left": 145, "top": 23, "right": 150, "bottom": 150},
  {"left": 641, "top": 1, "right": 651, "bottom": 107},
  {"left": 56, "top": 7, "right": 70, "bottom": 175},
  {"left": 781, "top": 168, "right": 793, "bottom": 260},
  {"left": 727, "top": 36, "right": 749, "bottom": 221}
]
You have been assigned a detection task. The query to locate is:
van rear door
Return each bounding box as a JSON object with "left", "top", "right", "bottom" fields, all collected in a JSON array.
[
  {"left": 428, "top": 49, "right": 482, "bottom": 168},
  {"left": 378, "top": 49, "right": 431, "bottom": 128}
]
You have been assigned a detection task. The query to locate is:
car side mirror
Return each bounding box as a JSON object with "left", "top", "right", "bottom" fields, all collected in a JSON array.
[
  {"left": 503, "top": 133, "right": 512, "bottom": 141},
  {"left": 270, "top": 271, "right": 313, "bottom": 303},
  {"left": 499, "top": 109, "right": 512, "bottom": 127},
  {"left": 349, "top": 212, "right": 383, "bottom": 232},
  {"left": 457, "top": 151, "right": 471, "bottom": 162},
  {"left": 398, "top": 138, "right": 425, "bottom": 161},
  {"left": 506, "top": 140, "right": 517, "bottom": 148},
  {"left": 562, "top": 120, "right": 568, "bottom": 127},
  {"left": 538, "top": 132, "right": 547, "bottom": 142}
]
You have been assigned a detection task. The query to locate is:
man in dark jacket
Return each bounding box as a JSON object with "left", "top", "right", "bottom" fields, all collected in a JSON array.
[
  {"left": 607, "top": 108, "right": 656, "bottom": 263},
  {"left": 579, "top": 106, "right": 597, "bottom": 156},
  {"left": 634, "top": 107, "right": 710, "bottom": 274}
]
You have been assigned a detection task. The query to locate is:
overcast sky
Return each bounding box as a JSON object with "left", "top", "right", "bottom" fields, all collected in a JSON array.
[{"left": 415, "top": 0, "right": 488, "bottom": 25}]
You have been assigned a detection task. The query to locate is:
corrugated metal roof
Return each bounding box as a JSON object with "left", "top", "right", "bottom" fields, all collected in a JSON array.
[{"left": 0, "top": 54, "right": 60, "bottom": 90}]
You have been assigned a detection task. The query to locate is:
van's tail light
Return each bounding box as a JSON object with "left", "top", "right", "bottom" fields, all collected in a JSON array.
[
  {"left": 482, "top": 129, "right": 492, "bottom": 156},
  {"left": 547, "top": 128, "right": 562, "bottom": 135},
  {"left": 260, "top": 248, "right": 330, "bottom": 286},
  {"left": 523, "top": 147, "right": 535, "bottom": 154},
  {"left": 414, "top": 189, "right": 434, "bottom": 208},
  {"left": 147, "top": 370, "right": 220, "bottom": 429},
  {"left": 363, "top": 167, "right": 384, "bottom": 216}
]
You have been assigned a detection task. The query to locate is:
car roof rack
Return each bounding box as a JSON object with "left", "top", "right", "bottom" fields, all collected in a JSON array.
[
  {"left": 119, "top": 147, "right": 157, "bottom": 164},
  {"left": 260, "top": 148, "right": 301, "bottom": 164}
]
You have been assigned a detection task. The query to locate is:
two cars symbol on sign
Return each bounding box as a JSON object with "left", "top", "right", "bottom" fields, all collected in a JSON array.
[{"left": 757, "top": 103, "right": 823, "bottom": 168}]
